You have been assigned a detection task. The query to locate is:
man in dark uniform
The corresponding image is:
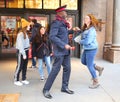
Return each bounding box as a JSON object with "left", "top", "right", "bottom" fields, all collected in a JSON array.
[{"left": 43, "top": 5, "right": 74, "bottom": 99}]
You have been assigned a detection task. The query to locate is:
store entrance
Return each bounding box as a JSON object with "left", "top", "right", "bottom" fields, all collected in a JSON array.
[
  {"left": 0, "top": 14, "right": 49, "bottom": 58},
  {"left": 0, "top": 16, "right": 19, "bottom": 57},
  {"left": 0, "top": 13, "right": 80, "bottom": 58}
]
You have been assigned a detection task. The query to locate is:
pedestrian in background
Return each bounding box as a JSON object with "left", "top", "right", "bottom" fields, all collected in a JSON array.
[
  {"left": 80, "top": 14, "right": 104, "bottom": 89},
  {"left": 14, "top": 18, "right": 30, "bottom": 86},
  {"left": 32, "top": 26, "right": 52, "bottom": 81},
  {"left": 29, "top": 19, "right": 41, "bottom": 68}
]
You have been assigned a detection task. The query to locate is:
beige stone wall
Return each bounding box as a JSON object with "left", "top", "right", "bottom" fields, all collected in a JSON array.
[{"left": 81, "top": 0, "right": 107, "bottom": 59}]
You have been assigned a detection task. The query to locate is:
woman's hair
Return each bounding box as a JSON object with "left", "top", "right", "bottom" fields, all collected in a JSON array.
[
  {"left": 82, "top": 14, "right": 105, "bottom": 31},
  {"left": 17, "top": 27, "right": 27, "bottom": 39},
  {"left": 33, "top": 26, "right": 48, "bottom": 43},
  {"left": 17, "top": 27, "right": 22, "bottom": 33}
]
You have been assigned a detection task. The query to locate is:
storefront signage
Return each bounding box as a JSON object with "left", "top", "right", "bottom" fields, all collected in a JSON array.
[{"left": 6, "top": 18, "right": 16, "bottom": 29}]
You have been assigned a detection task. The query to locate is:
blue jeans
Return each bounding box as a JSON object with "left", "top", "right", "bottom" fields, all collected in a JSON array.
[
  {"left": 81, "top": 49, "right": 97, "bottom": 79},
  {"left": 32, "top": 57, "right": 36, "bottom": 66},
  {"left": 38, "top": 56, "right": 51, "bottom": 78}
]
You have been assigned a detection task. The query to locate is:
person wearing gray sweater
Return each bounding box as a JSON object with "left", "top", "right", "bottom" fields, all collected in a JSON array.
[{"left": 14, "top": 18, "right": 30, "bottom": 86}]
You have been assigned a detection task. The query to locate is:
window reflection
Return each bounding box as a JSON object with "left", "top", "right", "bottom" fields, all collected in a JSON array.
[
  {"left": 29, "top": 16, "right": 48, "bottom": 27},
  {"left": 61, "top": 0, "right": 77, "bottom": 10},
  {"left": 1, "top": 16, "right": 17, "bottom": 48},
  {"left": 6, "top": 0, "right": 23, "bottom": 8},
  {"left": 0, "top": 0, "right": 5, "bottom": 8},
  {"left": 43, "top": 0, "right": 59, "bottom": 9},
  {"left": 0, "top": 0, "right": 77, "bottom": 10},
  {"left": 26, "top": 0, "right": 42, "bottom": 9}
]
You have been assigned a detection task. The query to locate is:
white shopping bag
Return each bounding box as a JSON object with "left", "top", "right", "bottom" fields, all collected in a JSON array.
[{"left": 74, "top": 35, "right": 81, "bottom": 44}]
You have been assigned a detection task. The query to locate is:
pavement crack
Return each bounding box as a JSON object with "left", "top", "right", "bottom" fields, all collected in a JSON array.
[{"left": 100, "top": 85, "right": 116, "bottom": 102}]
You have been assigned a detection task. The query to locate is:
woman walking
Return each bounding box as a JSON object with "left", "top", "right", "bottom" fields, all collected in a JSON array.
[{"left": 79, "top": 14, "right": 104, "bottom": 89}]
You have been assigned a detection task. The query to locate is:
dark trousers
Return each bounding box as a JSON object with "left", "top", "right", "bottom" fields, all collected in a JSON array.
[
  {"left": 14, "top": 50, "right": 28, "bottom": 81},
  {"left": 43, "top": 54, "right": 71, "bottom": 91}
]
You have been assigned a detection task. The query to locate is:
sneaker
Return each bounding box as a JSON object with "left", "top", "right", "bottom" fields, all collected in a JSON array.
[
  {"left": 14, "top": 81, "right": 23, "bottom": 86},
  {"left": 89, "top": 83, "right": 100, "bottom": 89},
  {"left": 29, "top": 66, "right": 37, "bottom": 68},
  {"left": 22, "top": 80, "right": 29, "bottom": 85},
  {"left": 40, "top": 77, "right": 45, "bottom": 81}
]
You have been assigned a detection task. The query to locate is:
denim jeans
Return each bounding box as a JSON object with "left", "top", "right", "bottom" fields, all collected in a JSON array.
[
  {"left": 38, "top": 56, "right": 51, "bottom": 78},
  {"left": 32, "top": 57, "right": 36, "bottom": 66},
  {"left": 81, "top": 49, "right": 97, "bottom": 79}
]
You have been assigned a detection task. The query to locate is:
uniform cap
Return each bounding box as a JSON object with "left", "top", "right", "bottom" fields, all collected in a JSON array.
[{"left": 55, "top": 5, "right": 67, "bottom": 12}]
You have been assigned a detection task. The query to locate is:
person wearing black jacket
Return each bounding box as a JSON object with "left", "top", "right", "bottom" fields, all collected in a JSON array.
[
  {"left": 32, "top": 26, "right": 52, "bottom": 80},
  {"left": 29, "top": 19, "right": 41, "bottom": 68}
]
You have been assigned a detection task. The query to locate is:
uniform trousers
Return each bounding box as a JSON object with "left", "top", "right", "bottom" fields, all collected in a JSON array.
[{"left": 43, "top": 54, "right": 71, "bottom": 91}]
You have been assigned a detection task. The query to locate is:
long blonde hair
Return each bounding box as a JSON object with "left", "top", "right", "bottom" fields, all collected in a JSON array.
[{"left": 17, "top": 27, "right": 27, "bottom": 39}]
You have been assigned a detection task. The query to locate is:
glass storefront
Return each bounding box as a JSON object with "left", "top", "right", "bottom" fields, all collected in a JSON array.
[
  {"left": 61, "top": 0, "right": 77, "bottom": 10},
  {"left": 43, "top": 0, "right": 59, "bottom": 9},
  {"left": 0, "top": 0, "right": 5, "bottom": 8},
  {"left": 0, "top": 0, "right": 80, "bottom": 58},
  {"left": 26, "top": 0, "right": 42, "bottom": 9},
  {"left": 6, "top": 0, "right": 23, "bottom": 8},
  {"left": 0, "top": 15, "right": 49, "bottom": 49},
  {"left": 1, "top": 16, "right": 17, "bottom": 48},
  {"left": 0, "top": 0, "right": 77, "bottom": 10}
]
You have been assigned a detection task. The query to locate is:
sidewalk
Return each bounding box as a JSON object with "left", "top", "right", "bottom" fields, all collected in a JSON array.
[{"left": 0, "top": 58, "right": 120, "bottom": 102}]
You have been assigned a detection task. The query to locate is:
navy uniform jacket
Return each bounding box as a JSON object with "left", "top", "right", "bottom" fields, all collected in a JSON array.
[{"left": 49, "top": 20, "right": 71, "bottom": 56}]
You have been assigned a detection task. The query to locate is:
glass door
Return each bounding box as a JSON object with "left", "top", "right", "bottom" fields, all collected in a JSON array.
[{"left": 0, "top": 16, "right": 21, "bottom": 54}]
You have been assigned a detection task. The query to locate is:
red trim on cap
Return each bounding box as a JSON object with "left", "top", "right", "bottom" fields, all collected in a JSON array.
[{"left": 56, "top": 8, "right": 65, "bottom": 12}]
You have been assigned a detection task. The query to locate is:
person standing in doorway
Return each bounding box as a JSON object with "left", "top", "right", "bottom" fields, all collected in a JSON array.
[
  {"left": 14, "top": 18, "right": 30, "bottom": 86},
  {"left": 43, "top": 5, "right": 74, "bottom": 99},
  {"left": 29, "top": 19, "right": 42, "bottom": 68},
  {"left": 80, "top": 14, "right": 104, "bottom": 89}
]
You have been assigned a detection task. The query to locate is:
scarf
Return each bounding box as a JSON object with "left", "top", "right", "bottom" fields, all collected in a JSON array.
[{"left": 55, "top": 15, "right": 70, "bottom": 29}]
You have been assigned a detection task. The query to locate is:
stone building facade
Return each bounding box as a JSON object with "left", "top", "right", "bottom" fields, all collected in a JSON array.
[
  {"left": 81, "top": 0, "right": 106, "bottom": 59},
  {"left": 82, "top": 0, "right": 120, "bottom": 63}
]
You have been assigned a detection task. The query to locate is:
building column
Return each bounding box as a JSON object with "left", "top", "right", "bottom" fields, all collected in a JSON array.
[
  {"left": 112, "top": 0, "right": 120, "bottom": 47},
  {"left": 104, "top": 0, "right": 120, "bottom": 63},
  {"left": 0, "top": 34, "right": 2, "bottom": 56},
  {"left": 103, "top": 0, "right": 114, "bottom": 61}
]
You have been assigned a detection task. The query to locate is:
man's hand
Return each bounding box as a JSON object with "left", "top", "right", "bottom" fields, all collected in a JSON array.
[
  {"left": 65, "top": 44, "right": 76, "bottom": 50},
  {"left": 65, "top": 44, "right": 71, "bottom": 50}
]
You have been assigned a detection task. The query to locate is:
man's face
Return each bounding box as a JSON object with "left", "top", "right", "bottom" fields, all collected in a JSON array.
[
  {"left": 31, "top": 21, "right": 34, "bottom": 26},
  {"left": 59, "top": 11, "right": 67, "bottom": 19}
]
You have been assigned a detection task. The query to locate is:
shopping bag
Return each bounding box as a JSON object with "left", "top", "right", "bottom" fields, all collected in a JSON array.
[{"left": 74, "top": 34, "right": 81, "bottom": 44}]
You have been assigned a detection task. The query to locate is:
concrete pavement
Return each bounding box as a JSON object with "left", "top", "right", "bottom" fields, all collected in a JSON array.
[{"left": 0, "top": 57, "right": 120, "bottom": 102}]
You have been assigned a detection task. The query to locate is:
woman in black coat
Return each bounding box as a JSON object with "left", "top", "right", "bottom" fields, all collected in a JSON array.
[{"left": 33, "top": 26, "right": 52, "bottom": 80}]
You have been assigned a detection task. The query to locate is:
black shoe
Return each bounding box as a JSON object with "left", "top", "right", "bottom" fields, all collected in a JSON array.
[
  {"left": 61, "top": 88, "right": 74, "bottom": 94},
  {"left": 43, "top": 90, "right": 52, "bottom": 99}
]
